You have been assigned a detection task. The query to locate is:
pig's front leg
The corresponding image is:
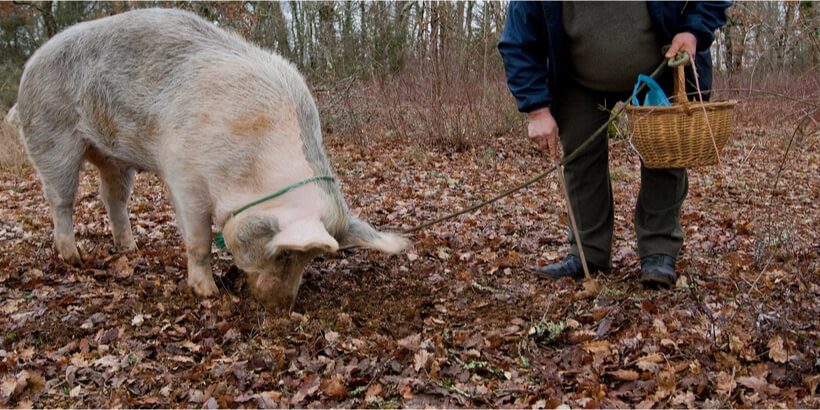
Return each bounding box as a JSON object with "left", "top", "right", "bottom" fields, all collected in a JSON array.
[
  {"left": 169, "top": 188, "right": 219, "bottom": 296},
  {"left": 183, "top": 220, "right": 219, "bottom": 297}
]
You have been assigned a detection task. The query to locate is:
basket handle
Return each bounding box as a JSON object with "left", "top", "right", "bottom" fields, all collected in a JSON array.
[{"left": 672, "top": 64, "right": 691, "bottom": 113}]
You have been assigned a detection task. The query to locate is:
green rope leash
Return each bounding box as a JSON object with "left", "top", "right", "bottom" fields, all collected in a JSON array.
[
  {"left": 214, "top": 175, "right": 334, "bottom": 251},
  {"left": 664, "top": 46, "right": 691, "bottom": 67}
]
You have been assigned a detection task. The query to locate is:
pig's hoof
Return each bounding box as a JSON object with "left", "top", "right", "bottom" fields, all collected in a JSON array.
[
  {"left": 188, "top": 275, "right": 219, "bottom": 297},
  {"left": 60, "top": 248, "right": 83, "bottom": 266},
  {"left": 56, "top": 237, "right": 83, "bottom": 266},
  {"left": 117, "top": 236, "right": 138, "bottom": 252}
]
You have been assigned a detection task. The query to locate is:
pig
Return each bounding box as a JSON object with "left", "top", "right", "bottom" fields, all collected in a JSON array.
[{"left": 16, "top": 8, "right": 407, "bottom": 311}]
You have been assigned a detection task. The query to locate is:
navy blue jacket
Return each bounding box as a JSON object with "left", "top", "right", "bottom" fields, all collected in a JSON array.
[{"left": 498, "top": 1, "right": 731, "bottom": 113}]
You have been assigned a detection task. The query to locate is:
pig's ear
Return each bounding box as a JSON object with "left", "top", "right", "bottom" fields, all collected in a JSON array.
[
  {"left": 266, "top": 219, "right": 339, "bottom": 255},
  {"left": 339, "top": 216, "right": 408, "bottom": 254}
]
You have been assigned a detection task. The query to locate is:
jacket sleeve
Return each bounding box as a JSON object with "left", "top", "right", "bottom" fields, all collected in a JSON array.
[
  {"left": 678, "top": 1, "right": 731, "bottom": 51},
  {"left": 497, "top": 2, "right": 551, "bottom": 113}
]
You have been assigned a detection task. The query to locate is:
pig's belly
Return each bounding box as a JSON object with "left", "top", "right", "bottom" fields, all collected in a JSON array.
[{"left": 82, "top": 139, "right": 158, "bottom": 173}]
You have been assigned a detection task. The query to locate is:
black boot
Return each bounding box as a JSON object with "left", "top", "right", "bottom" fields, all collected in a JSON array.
[
  {"left": 538, "top": 254, "right": 610, "bottom": 281},
  {"left": 639, "top": 254, "right": 677, "bottom": 288}
]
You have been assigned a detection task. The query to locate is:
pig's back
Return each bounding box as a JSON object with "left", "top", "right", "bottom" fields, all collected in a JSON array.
[
  {"left": 19, "top": 8, "right": 312, "bottom": 173},
  {"left": 23, "top": 8, "right": 253, "bottom": 101}
]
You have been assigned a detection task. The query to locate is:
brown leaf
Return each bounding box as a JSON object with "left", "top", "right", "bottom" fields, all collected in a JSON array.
[
  {"left": 16, "top": 347, "right": 34, "bottom": 362},
  {"left": 397, "top": 333, "right": 421, "bottom": 351},
  {"left": 575, "top": 278, "right": 602, "bottom": 300},
  {"left": 15, "top": 398, "right": 33, "bottom": 409},
  {"left": 365, "top": 383, "right": 383, "bottom": 402},
  {"left": 750, "top": 362, "right": 769, "bottom": 379},
  {"left": 21, "top": 371, "right": 45, "bottom": 396},
  {"left": 110, "top": 255, "right": 133, "bottom": 279},
  {"left": 400, "top": 384, "right": 414, "bottom": 400},
  {"left": 79, "top": 338, "right": 90, "bottom": 354},
  {"left": 589, "top": 306, "right": 612, "bottom": 322},
  {"left": 608, "top": 369, "right": 639, "bottom": 381},
  {"left": 636, "top": 353, "right": 664, "bottom": 374},
  {"left": 291, "top": 375, "right": 320, "bottom": 404},
  {"left": 23, "top": 371, "right": 40, "bottom": 395},
  {"left": 324, "top": 330, "right": 340, "bottom": 345},
  {"left": 320, "top": 376, "right": 347, "bottom": 400},
  {"left": 170, "top": 355, "right": 194, "bottom": 364},
  {"left": 671, "top": 390, "right": 696, "bottom": 409},
  {"left": 652, "top": 318, "right": 668, "bottom": 335},
  {"left": 254, "top": 391, "right": 281, "bottom": 408},
  {"left": 413, "top": 350, "right": 432, "bottom": 372},
  {"left": 1, "top": 376, "right": 17, "bottom": 400},
  {"left": 582, "top": 399, "right": 599, "bottom": 409},
  {"left": 715, "top": 371, "right": 736, "bottom": 396},
  {"left": 582, "top": 340, "right": 613, "bottom": 365},
  {"left": 188, "top": 389, "right": 203, "bottom": 403},
  {"left": 0, "top": 299, "right": 20, "bottom": 315},
  {"left": 737, "top": 376, "right": 781, "bottom": 395},
  {"left": 767, "top": 335, "right": 788, "bottom": 363},
  {"left": 805, "top": 375, "right": 820, "bottom": 396},
  {"left": 2, "top": 371, "right": 46, "bottom": 402},
  {"left": 641, "top": 300, "right": 658, "bottom": 314},
  {"left": 654, "top": 370, "right": 676, "bottom": 400},
  {"left": 100, "top": 328, "right": 119, "bottom": 345},
  {"left": 729, "top": 335, "right": 746, "bottom": 354},
  {"left": 202, "top": 397, "right": 219, "bottom": 409},
  {"left": 582, "top": 340, "right": 612, "bottom": 354}
]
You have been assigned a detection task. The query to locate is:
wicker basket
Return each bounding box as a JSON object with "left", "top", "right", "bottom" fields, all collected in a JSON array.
[{"left": 625, "top": 64, "right": 736, "bottom": 168}]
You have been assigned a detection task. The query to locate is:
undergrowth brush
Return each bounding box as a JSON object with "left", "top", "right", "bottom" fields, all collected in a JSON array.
[
  {"left": 0, "top": 108, "right": 29, "bottom": 177},
  {"left": 315, "top": 69, "right": 526, "bottom": 152}
]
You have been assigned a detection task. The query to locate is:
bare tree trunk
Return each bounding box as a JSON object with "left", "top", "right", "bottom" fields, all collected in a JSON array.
[
  {"left": 722, "top": 7, "right": 744, "bottom": 73},
  {"left": 305, "top": 3, "right": 315, "bottom": 71},
  {"left": 317, "top": 2, "right": 335, "bottom": 75},
  {"left": 340, "top": 1, "right": 355, "bottom": 76},
  {"left": 290, "top": 1, "right": 305, "bottom": 68},
  {"left": 803, "top": 1, "right": 820, "bottom": 65},
  {"left": 465, "top": 0, "right": 474, "bottom": 41},
  {"left": 454, "top": 0, "right": 464, "bottom": 57},
  {"left": 780, "top": 2, "right": 796, "bottom": 69},
  {"left": 430, "top": 1, "right": 441, "bottom": 101},
  {"left": 359, "top": 1, "right": 370, "bottom": 76},
  {"left": 251, "top": 2, "right": 291, "bottom": 58},
  {"left": 482, "top": 1, "right": 488, "bottom": 106}
]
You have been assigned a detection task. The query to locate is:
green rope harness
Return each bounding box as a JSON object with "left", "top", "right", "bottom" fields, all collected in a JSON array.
[{"left": 213, "top": 175, "right": 334, "bottom": 251}]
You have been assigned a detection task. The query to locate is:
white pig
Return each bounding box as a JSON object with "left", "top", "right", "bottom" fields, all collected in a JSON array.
[{"left": 16, "top": 8, "right": 406, "bottom": 311}]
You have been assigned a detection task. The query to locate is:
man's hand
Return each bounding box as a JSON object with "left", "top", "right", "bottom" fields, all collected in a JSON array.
[
  {"left": 527, "top": 107, "right": 560, "bottom": 161},
  {"left": 665, "top": 32, "right": 697, "bottom": 64}
]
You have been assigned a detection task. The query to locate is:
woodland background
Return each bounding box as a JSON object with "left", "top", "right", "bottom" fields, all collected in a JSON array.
[
  {"left": 1, "top": 1, "right": 817, "bottom": 145},
  {"left": 0, "top": 1, "right": 818, "bottom": 408}
]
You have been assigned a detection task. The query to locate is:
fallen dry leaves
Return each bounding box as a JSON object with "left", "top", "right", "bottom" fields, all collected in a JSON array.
[{"left": 0, "top": 93, "right": 818, "bottom": 408}]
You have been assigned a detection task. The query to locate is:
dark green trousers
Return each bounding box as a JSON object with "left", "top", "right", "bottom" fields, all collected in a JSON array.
[{"left": 554, "top": 78, "right": 688, "bottom": 267}]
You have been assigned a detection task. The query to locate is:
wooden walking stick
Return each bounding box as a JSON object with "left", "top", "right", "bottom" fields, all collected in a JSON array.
[{"left": 557, "top": 164, "right": 591, "bottom": 280}]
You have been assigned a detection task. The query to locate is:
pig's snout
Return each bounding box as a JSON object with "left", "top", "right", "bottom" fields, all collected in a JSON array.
[{"left": 246, "top": 271, "right": 300, "bottom": 312}]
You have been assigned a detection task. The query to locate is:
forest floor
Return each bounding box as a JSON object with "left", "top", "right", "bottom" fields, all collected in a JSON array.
[{"left": 0, "top": 96, "right": 818, "bottom": 408}]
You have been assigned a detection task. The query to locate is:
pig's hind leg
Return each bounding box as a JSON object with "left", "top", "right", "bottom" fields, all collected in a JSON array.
[
  {"left": 24, "top": 130, "right": 85, "bottom": 265},
  {"left": 84, "top": 147, "right": 137, "bottom": 251}
]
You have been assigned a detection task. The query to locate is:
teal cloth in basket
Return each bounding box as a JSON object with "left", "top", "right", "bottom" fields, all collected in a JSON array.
[{"left": 631, "top": 74, "right": 671, "bottom": 107}]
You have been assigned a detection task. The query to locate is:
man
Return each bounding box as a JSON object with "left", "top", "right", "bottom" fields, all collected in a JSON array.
[{"left": 498, "top": 2, "right": 730, "bottom": 287}]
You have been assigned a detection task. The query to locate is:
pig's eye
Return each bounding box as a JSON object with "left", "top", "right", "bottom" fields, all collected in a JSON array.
[{"left": 274, "top": 250, "right": 293, "bottom": 263}]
